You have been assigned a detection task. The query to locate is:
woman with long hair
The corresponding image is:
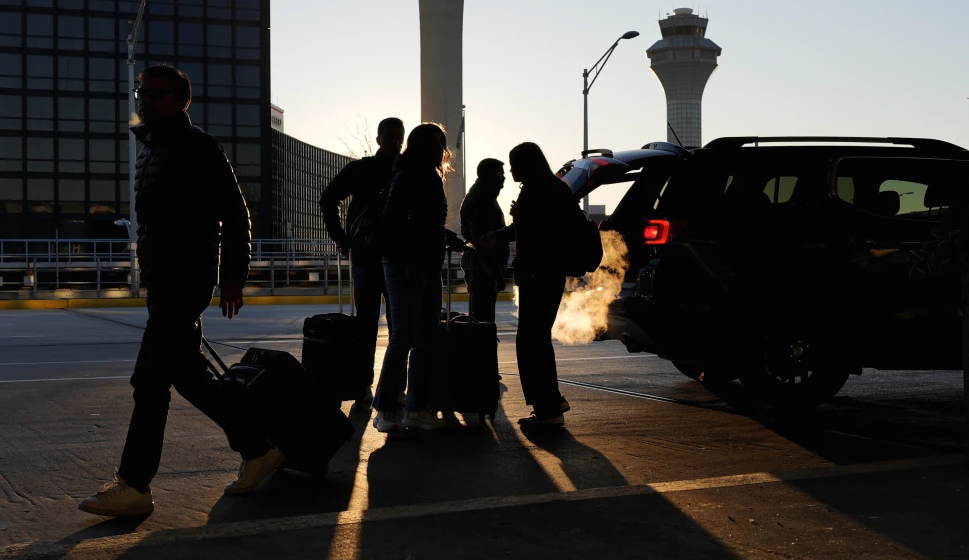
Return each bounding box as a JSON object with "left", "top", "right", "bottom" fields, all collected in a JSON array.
[
  {"left": 371, "top": 122, "right": 453, "bottom": 432},
  {"left": 480, "top": 142, "right": 572, "bottom": 427}
]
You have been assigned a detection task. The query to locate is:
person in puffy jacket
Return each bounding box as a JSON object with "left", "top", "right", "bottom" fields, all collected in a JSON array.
[
  {"left": 479, "top": 142, "right": 573, "bottom": 428},
  {"left": 460, "top": 158, "right": 510, "bottom": 323},
  {"left": 371, "top": 123, "right": 460, "bottom": 432},
  {"left": 79, "top": 65, "right": 280, "bottom": 518}
]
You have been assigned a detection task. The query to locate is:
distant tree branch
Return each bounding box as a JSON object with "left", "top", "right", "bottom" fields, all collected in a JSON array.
[{"left": 337, "top": 115, "right": 375, "bottom": 160}]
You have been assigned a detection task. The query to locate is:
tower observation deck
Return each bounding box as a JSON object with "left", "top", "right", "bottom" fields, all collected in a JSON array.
[{"left": 646, "top": 7, "right": 721, "bottom": 147}]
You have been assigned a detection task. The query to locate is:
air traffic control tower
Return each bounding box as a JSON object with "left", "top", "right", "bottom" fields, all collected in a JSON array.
[{"left": 646, "top": 8, "right": 721, "bottom": 147}]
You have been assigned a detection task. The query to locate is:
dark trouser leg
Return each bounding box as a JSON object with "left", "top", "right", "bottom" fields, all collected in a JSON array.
[
  {"left": 405, "top": 266, "right": 444, "bottom": 411},
  {"left": 353, "top": 255, "right": 387, "bottom": 386},
  {"left": 373, "top": 260, "right": 420, "bottom": 412},
  {"left": 515, "top": 274, "right": 566, "bottom": 417},
  {"left": 118, "top": 283, "right": 268, "bottom": 492},
  {"left": 469, "top": 268, "right": 498, "bottom": 324}
]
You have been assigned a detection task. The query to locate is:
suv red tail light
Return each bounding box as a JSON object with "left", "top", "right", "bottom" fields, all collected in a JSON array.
[{"left": 643, "top": 219, "right": 686, "bottom": 245}]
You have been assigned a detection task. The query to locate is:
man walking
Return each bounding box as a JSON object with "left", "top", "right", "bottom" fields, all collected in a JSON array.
[
  {"left": 320, "top": 117, "right": 405, "bottom": 405},
  {"left": 461, "top": 158, "right": 510, "bottom": 323},
  {"left": 79, "top": 65, "right": 281, "bottom": 517}
]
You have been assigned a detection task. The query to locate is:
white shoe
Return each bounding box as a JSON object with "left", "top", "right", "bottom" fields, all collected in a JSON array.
[
  {"left": 78, "top": 472, "right": 154, "bottom": 517},
  {"left": 223, "top": 446, "right": 286, "bottom": 495},
  {"left": 401, "top": 409, "right": 447, "bottom": 430},
  {"left": 373, "top": 410, "right": 400, "bottom": 433}
]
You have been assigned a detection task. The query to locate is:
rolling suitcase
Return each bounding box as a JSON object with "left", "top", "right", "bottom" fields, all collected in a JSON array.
[
  {"left": 429, "top": 247, "right": 501, "bottom": 423},
  {"left": 301, "top": 252, "right": 373, "bottom": 403},
  {"left": 201, "top": 338, "right": 354, "bottom": 476}
]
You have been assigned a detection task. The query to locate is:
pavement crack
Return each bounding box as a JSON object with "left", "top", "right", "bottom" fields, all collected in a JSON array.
[{"left": 0, "top": 472, "right": 37, "bottom": 508}]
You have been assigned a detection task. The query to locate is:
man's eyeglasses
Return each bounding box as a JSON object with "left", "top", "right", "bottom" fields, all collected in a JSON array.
[{"left": 133, "top": 88, "right": 172, "bottom": 100}]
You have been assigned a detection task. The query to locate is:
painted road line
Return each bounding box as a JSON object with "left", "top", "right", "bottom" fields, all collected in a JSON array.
[
  {"left": 0, "top": 359, "right": 135, "bottom": 367},
  {"left": 0, "top": 376, "right": 130, "bottom": 384},
  {"left": 497, "top": 355, "right": 656, "bottom": 366},
  {"left": 0, "top": 453, "right": 961, "bottom": 560}
]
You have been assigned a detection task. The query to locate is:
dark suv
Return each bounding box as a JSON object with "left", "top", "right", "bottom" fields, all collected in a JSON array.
[{"left": 558, "top": 137, "right": 969, "bottom": 408}]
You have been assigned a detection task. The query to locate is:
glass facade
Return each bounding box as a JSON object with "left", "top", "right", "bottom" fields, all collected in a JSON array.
[
  {"left": 270, "top": 128, "right": 351, "bottom": 242},
  {"left": 0, "top": 0, "right": 271, "bottom": 239}
]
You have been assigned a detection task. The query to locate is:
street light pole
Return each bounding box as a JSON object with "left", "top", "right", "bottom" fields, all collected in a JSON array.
[
  {"left": 581, "top": 31, "right": 640, "bottom": 213},
  {"left": 125, "top": 0, "right": 148, "bottom": 298}
]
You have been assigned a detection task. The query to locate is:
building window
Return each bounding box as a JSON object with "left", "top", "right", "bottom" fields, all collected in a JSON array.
[
  {"left": 149, "top": 0, "right": 175, "bottom": 16},
  {"left": 235, "top": 26, "right": 259, "bottom": 59},
  {"left": 148, "top": 20, "right": 174, "bottom": 56},
  {"left": 57, "top": 15, "right": 85, "bottom": 50},
  {"left": 26, "top": 13, "right": 53, "bottom": 49},
  {"left": 58, "top": 0, "right": 85, "bottom": 8},
  {"left": 208, "top": 63, "right": 232, "bottom": 97},
  {"left": 0, "top": 94, "right": 21, "bottom": 130},
  {"left": 58, "top": 138, "right": 85, "bottom": 172},
  {"left": 58, "top": 56, "right": 85, "bottom": 91},
  {"left": 58, "top": 179, "right": 86, "bottom": 214},
  {"left": 26, "top": 54, "right": 53, "bottom": 90},
  {"left": 177, "top": 22, "right": 203, "bottom": 57},
  {"left": 235, "top": 64, "right": 259, "bottom": 98},
  {"left": 58, "top": 97, "right": 85, "bottom": 132},
  {"left": 88, "top": 98, "right": 114, "bottom": 133},
  {"left": 88, "top": 57, "right": 114, "bottom": 92},
  {"left": 0, "top": 136, "right": 22, "bottom": 172},
  {"left": 27, "top": 0, "right": 54, "bottom": 7},
  {"left": 27, "top": 178, "right": 54, "bottom": 214},
  {"left": 88, "top": 17, "right": 115, "bottom": 52},
  {"left": 26, "top": 96, "right": 53, "bottom": 131},
  {"left": 27, "top": 137, "right": 54, "bottom": 173},
  {"left": 0, "top": 11, "right": 21, "bottom": 48},
  {"left": 90, "top": 180, "right": 116, "bottom": 214},
  {"left": 90, "top": 138, "right": 115, "bottom": 173},
  {"left": 0, "top": 178, "right": 23, "bottom": 214},
  {"left": 178, "top": 0, "right": 204, "bottom": 18},
  {"left": 207, "top": 102, "right": 232, "bottom": 138},
  {"left": 237, "top": 103, "right": 259, "bottom": 137},
  {"left": 208, "top": 0, "right": 231, "bottom": 20},
  {"left": 187, "top": 101, "right": 204, "bottom": 125},
  {"left": 90, "top": 0, "right": 115, "bottom": 12},
  {"left": 235, "top": 142, "right": 260, "bottom": 177},
  {"left": 0, "top": 52, "right": 22, "bottom": 89},
  {"left": 207, "top": 23, "right": 231, "bottom": 58},
  {"left": 177, "top": 61, "right": 203, "bottom": 97}
]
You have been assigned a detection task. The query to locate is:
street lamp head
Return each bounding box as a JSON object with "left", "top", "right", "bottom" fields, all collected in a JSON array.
[{"left": 621, "top": 31, "right": 640, "bottom": 40}]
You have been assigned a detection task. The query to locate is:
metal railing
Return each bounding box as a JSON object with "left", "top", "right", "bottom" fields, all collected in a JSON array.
[{"left": 0, "top": 238, "right": 515, "bottom": 299}]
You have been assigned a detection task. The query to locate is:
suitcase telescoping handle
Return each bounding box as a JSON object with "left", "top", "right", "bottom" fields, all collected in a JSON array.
[
  {"left": 200, "top": 337, "right": 229, "bottom": 380},
  {"left": 336, "top": 247, "right": 355, "bottom": 316}
]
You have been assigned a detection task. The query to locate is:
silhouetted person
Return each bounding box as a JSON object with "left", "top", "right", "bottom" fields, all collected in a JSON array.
[
  {"left": 320, "top": 117, "right": 405, "bottom": 405},
  {"left": 372, "top": 123, "right": 459, "bottom": 432},
  {"left": 461, "top": 158, "right": 509, "bottom": 324},
  {"left": 79, "top": 65, "right": 280, "bottom": 517},
  {"left": 480, "top": 142, "right": 572, "bottom": 427}
]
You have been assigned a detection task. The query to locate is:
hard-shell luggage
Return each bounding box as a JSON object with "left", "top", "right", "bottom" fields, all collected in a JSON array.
[
  {"left": 201, "top": 338, "right": 354, "bottom": 476},
  {"left": 301, "top": 253, "right": 373, "bottom": 403},
  {"left": 429, "top": 247, "right": 501, "bottom": 423}
]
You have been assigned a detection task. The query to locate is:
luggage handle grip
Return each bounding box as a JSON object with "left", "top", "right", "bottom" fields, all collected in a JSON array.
[{"left": 201, "top": 337, "right": 230, "bottom": 379}]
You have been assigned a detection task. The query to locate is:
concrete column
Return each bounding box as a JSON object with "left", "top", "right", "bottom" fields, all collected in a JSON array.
[{"left": 419, "top": 0, "right": 465, "bottom": 232}]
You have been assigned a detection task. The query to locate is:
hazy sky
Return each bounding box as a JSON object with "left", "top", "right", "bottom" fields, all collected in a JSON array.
[{"left": 269, "top": 0, "right": 969, "bottom": 215}]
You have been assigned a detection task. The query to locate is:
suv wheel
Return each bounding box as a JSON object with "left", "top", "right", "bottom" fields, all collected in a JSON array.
[
  {"left": 739, "top": 334, "right": 853, "bottom": 408},
  {"left": 673, "top": 362, "right": 739, "bottom": 385}
]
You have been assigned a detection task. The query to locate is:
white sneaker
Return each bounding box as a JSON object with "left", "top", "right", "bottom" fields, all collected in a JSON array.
[
  {"left": 402, "top": 409, "right": 447, "bottom": 430},
  {"left": 78, "top": 472, "right": 154, "bottom": 517},
  {"left": 223, "top": 446, "right": 286, "bottom": 495},
  {"left": 373, "top": 410, "right": 400, "bottom": 433}
]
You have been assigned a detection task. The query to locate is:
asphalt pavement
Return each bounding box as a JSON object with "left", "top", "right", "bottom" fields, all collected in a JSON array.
[{"left": 0, "top": 302, "right": 965, "bottom": 559}]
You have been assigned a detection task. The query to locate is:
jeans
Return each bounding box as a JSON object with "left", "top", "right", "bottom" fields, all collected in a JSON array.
[
  {"left": 117, "top": 283, "right": 270, "bottom": 492},
  {"left": 352, "top": 253, "right": 392, "bottom": 386},
  {"left": 373, "top": 259, "right": 443, "bottom": 412},
  {"left": 516, "top": 273, "right": 566, "bottom": 417}
]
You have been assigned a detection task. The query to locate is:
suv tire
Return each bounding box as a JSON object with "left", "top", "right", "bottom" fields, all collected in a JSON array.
[{"left": 738, "top": 333, "right": 854, "bottom": 409}]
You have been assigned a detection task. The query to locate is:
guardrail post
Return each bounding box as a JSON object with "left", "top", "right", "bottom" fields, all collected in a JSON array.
[
  {"left": 270, "top": 256, "right": 275, "bottom": 296},
  {"left": 32, "top": 258, "right": 37, "bottom": 297},
  {"left": 96, "top": 258, "right": 101, "bottom": 298},
  {"left": 286, "top": 246, "right": 291, "bottom": 287},
  {"left": 323, "top": 248, "right": 328, "bottom": 295}
]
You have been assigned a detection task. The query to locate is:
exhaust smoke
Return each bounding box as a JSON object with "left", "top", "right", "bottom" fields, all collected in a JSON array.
[{"left": 510, "top": 230, "right": 629, "bottom": 345}]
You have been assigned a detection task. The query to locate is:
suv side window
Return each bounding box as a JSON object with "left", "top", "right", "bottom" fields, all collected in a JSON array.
[
  {"left": 763, "top": 176, "right": 797, "bottom": 204},
  {"left": 878, "top": 180, "right": 938, "bottom": 217},
  {"left": 835, "top": 161, "right": 953, "bottom": 221}
]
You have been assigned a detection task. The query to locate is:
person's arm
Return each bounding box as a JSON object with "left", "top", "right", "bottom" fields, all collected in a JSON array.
[
  {"left": 379, "top": 170, "right": 411, "bottom": 244},
  {"left": 208, "top": 139, "right": 250, "bottom": 318},
  {"left": 319, "top": 162, "right": 357, "bottom": 244}
]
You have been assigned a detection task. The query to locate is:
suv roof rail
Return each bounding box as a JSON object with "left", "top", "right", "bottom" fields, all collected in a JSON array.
[
  {"left": 702, "top": 136, "right": 966, "bottom": 151},
  {"left": 641, "top": 141, "right": 693, "bottom": 156},
  {"left": 581, "top": 148, "right": 614, "bottom": 158}
]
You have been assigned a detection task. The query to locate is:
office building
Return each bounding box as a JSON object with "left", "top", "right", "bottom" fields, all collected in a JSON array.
[
  {"left": 0, "top": 0, "right": 272, "bottom": 239},
  {"left": 645, "top": 7, "right": 721, "bottom": 148},
  {"left": 270, "top": 101, "right": 282, "bottom": 132}
]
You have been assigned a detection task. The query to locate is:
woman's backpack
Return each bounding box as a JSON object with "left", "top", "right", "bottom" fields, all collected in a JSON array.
[
  {"left": 561, "top": 205, "right": 604, "bottom": 278},
  {"left": 346, "top": 186, "right": 390, "bottom": 256}
]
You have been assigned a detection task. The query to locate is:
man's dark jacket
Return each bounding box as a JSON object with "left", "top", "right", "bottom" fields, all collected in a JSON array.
[
  {"left": 320, "top": 154, "right": 395, "bottom": 254},
  {"left": 460, "top": 178, "right": 509, "bottom": 290},
  {"left": 131, "top": 111, "right": 251, "bottom": 288}
]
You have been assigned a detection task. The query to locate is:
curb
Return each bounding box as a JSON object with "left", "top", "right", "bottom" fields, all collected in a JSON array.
[{"left": 0, "top": 292, "right": 516, "bottom": 311}]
